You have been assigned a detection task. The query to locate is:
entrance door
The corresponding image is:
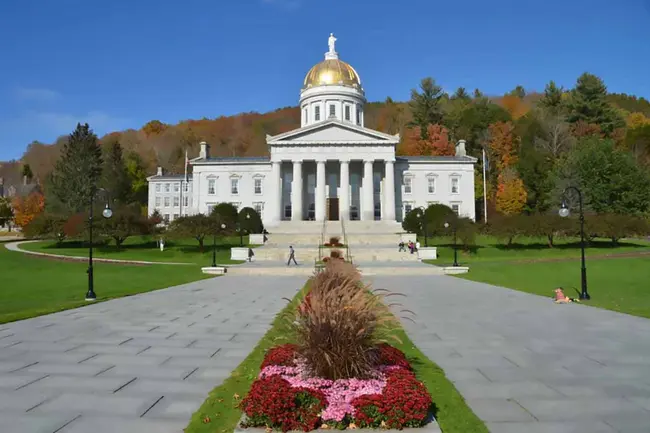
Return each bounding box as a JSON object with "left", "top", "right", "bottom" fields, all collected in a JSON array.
[{"left": 327, "top": 198, "right": 339, "bottom": 221}]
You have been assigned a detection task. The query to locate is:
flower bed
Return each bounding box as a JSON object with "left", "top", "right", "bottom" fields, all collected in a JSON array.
[{"left": 240, "top": 343, "right": 433, "bottom": 431}]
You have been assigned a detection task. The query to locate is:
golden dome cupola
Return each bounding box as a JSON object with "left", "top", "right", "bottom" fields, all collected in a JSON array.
[{"left": 299, "top": 34, "right": 366, "bottom": 128}]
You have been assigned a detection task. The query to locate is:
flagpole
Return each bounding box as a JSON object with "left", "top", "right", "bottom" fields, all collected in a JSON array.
[
  {"left": 182, "top": 150, "right": 188, "bottom": 216},
  {"left": 482, "top": 147, "right": 488, "bottom": 224}
]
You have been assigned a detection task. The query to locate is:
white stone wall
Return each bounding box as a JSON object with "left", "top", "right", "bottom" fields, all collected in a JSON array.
[
  {"left": 147, "top": 178, "right": 192, "bottom": 223},
  {"left": 395, "top": 160, "right": 476, "bottom": 221}
]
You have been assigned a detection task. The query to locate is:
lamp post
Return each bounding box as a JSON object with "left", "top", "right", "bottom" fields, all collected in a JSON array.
[
  {"left": 559, "top": 186, "right": 590, "bottom": 300},
  {"left": 419, "top": 207, "right": 428, "bottom": 247},
  {"left": 212, "top": 223, "right": 226, "bottom": 268},
  {"left": 87, "top": 188, "right": 112, "bottom": 301},
  {"left": 237, "top": 213, "right": 251, "bottom": 247},
  {"left": 444, "top": 220, "right": 459, "bottom": 267}
]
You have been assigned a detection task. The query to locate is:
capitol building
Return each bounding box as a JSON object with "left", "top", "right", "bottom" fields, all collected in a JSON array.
[{"left": 147, "top": 34, "right": 477, "bottom": 228}]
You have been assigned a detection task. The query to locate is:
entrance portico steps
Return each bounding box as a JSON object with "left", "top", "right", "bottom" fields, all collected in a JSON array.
[{"left": 227, "top": 261, "right": 445, "bottom": 276}]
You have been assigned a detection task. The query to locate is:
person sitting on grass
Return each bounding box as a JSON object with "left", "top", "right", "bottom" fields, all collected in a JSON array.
[{"left": 554, "top": 287, "right": 579, "bottom": 304}]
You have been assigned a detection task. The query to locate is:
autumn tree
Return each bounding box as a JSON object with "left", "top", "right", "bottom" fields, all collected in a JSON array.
[
  {"left": 12, "top": 191, "right": 45, "bottom": 229},
  {"left": 624, "top": 124, "right": 650, "bottom": 165},
  {"left": 375, "top": 97, "right": 404, "bottom": 134},
  {"left": 507, "top": 85, "right": 526, "bottom": 99},
  {"left": 533, "top": 109, "right": 575, "bottom": 159},
  {"left": 495, "top": 169, "right": 527, "bottom": 216},
  {"left": 142, "top": 120, "right": 168, "bottom": 137},
  {"left": 408, "top": 77, "right": 445, "bottom": 138},
  {"left": 487, "top": 121, "right": 519, "bottom": 171},
  {"left": 99, "top": 203, "right": 150, "bottom": 246},
  {"left": 565, "top": 73, "right": 625, "bottom": 137},
  {"left": 626, "top": 112, "right": 650, "bottom": 129},
  {"left": 401, "top": 124, "right": 455, "bottom": 156},
  {"left": 500, "top": 95, "right": 529, "bottom": 120},
  {"left": 0, "top": 197, "right": 13, "bottom": 228},
  {"left": 48, "top": 123, "right": 103, "bottom": 213},
  {"left": 125, "top": 151, "right": 149, "bottom": 205}
]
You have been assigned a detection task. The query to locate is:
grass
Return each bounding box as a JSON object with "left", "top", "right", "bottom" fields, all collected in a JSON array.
[
  {"left": 184, "top": 280, "right": 487, "bottom": 433},
  {"left": 0, "top": 243, "right": 211, "bottom": 324},
  {"left": 458, "top": 256, "right": 650, "bottom": 319},
  {"left": 19, "top": 235, "right": 251, "bottom": 265}
]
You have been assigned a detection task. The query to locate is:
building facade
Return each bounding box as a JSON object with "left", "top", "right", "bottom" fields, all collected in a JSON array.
[{"left": 147, "top": 34, "right": 477, "bottom": 227}]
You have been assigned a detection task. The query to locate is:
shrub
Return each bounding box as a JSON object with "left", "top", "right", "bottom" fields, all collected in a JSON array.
[
  {"left": 240, "top": 376, "right": 326, "bottom": 432},
  {"left": 290, "top": 261, "right": 398, "bottom": 380},
  {"left": 352, "top": 369, "right": 432, "bottom": 429},
  {"left": 261, "top": 344, "right": 299, "bottom": 369}
]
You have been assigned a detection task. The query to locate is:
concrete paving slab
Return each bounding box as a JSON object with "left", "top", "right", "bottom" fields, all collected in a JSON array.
[{"left": 486, "top": 421, "right": 617, "bottom": 433}]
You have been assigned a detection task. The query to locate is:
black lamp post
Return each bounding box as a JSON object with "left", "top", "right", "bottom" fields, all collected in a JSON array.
[
  {"left": 444, "top": 220, "right": 459, "bottom": 267},
  {"left": 559, "top": 186, "right": 590, "bottom": 300},
  {"left": 212, "top": 223, "right": 226, "bottom": 268},
  {"left": 87, "top": 188, "right": 112, "bottom": 301},
  {"left": 237, "top": 213, "right": 251, "bottom": 247},
  {"left": 419, "top": 207, "right": 428, "bottom": 247}
]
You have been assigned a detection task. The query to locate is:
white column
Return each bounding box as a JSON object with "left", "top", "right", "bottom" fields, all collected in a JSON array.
[
  {"left": 362, "top": 160, "right": 374, "bottom": 221},
  {"left": 291, "top": 160, "right": 303, "bottom": 221},
  {"left": 315, "top": 160, "right": 326, "bottom": 221},
  {"left": 339, "top": 160, "right": 350, "bottom": 221},
  {"left": 383, "top": 160, "right": 396, "bottom": 221},
  {"left": 271, "top": 161, "right": 282, "bottom": 223}
]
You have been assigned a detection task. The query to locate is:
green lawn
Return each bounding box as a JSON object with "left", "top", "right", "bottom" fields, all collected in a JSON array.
[
  {"left": 20, "top": 235, "right": 250, "bottom": 265},
  {"left": 422, "top": 235, "right": 650, "bottom": 265},
  {"left": 0, "top": 243, "right": 210, "bottom": 324},
  {"left": 185, "top": 281, "right": 487, "bottom": 433},
  {"left": 458, "top": 256, "right": 650, "bottom": 319}
]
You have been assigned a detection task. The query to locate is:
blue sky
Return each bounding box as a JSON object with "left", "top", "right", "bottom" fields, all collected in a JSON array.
[{"left": 1, "top": 0, "right": 649, "bottom": 160}]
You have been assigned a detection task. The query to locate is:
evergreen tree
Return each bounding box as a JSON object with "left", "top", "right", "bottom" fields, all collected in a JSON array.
[
  {"left": 48, "top": 123, "right": 103, "bottom": 213},
  {"left": 538, "top": 81, "right": 564, "bottom": 113},
  {"left": 451, "top": 87, "right": 470, "bottom": 101},
  {"left": 408, "top": 77, "right": 445, "bottom": 139},
  {"left": 21, "top": 164, "right": 34, "bottom": 182},
  {"left": 565, "top": 73, "right": 625, "bottom": 136},
  {"left": 125, "top": 152, "right": 149, "bottom": 205},
  {"left": 102, "top": 141, "right": 132, "bottom": 205},
  {"left": 507, "top": 85, "right": 526, "bottom": 99}
]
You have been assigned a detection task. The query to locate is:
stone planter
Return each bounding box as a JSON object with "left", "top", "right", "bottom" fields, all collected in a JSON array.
[
  {"left": 231, "top": 247, "right": 251, "bottom": 261},
  {"left": 417, "top": 247, "right": 437, "bottom": 260},
  {"left": 249, "top": 233, "right": 266, "bottom": 245},
  {"left": 442, "top": 266, "right": 469, "bottom": 275},
  {"left": 201, "top": 266, "right": 227, "bottom": 275}
]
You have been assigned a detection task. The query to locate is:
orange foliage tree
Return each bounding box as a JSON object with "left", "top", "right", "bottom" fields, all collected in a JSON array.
[
  {"left": 12, "top": 192, "right": 45, "bottom": 229},
  {"left": 487, "top": 121, "right": 519, "bottom": 171},
  {"left": 400, "top": 124, "right": 455, "bottom": 156},
  {"left": 495, "top": 170, "right": 527, "bottom": 215},
  {"left": 499, "top": 95, "right": 530, "bottom": 120}
]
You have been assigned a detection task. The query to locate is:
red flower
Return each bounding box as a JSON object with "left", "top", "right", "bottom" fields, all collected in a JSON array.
[
  {"left": 261, "top": 344, "right": 299, "bottom": 369},
  {"left": 377, "top": 344, "right": 411, "bottom": 370}
]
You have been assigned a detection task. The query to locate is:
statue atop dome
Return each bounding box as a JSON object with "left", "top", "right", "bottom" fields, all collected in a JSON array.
[{"left": 328, "top": 33, "right": 337, "bottom": 54}]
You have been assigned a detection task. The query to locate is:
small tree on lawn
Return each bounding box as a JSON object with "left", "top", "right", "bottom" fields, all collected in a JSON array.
[
  {"left": 239, "top": 207, "right": 264, "bottom": 234},
  {"left": 456, "top": 217, "right": 478, "bottom": 252},
  {"left": 401, "top": 207, "right": 425, "bottom": 236},
  {"left": 525, "top": 214, "right": 572, "bottom": 248},
  {"left": 423, "top": 203, "right": 457, "bottom": 238},
  {"left": 211, "top": 203, "right": 239, "bottom": 233},
  {"left": 490, "top": 214, "right": 526, "bottom": 247},
  {"left": 23, "top": 213, "right": 68, "bottom": 245},
  {"left": 169, "top": 214, "right": 219, "bottom": 252},
  {"left": 595, "top": 214, "right": 649, "bottom": 245},
  {"left": 99, "top": 204, "right": 149, "bottom": 247}
]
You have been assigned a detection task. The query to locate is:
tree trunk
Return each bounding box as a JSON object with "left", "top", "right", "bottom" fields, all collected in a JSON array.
[
  {"left": 547, "top": 234, "right": 554, "bottom": 248},
  {"left": 198, "top": 237, "right": 204, "bottom": 252}
]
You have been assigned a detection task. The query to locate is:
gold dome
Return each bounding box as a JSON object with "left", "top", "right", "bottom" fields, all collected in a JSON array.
[{"left": 303, "top": 58, "right": 361, "bottom": 89}]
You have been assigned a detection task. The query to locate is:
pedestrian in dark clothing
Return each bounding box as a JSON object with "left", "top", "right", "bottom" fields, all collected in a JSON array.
[{"left": 287, "top": 245, "right": 298, "bottom": 266}]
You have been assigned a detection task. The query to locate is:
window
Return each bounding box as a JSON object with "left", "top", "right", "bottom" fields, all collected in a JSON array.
[
  {"left": 207, "top": 204, "right": 215, "bottom": 215},
  {"left": 155, "top": 197, "right": 161, "bottom": 207},
  {"left": 173, "top": 196, "right": 179, "bottom": 207},
  {"left": 314, "top": 106, "right": 321, "bottom": 121},
  {"left": 404, "top": 203, "right": 413, "bottom": 217},
  {"left": 356, "top": 106, "right": 361, "bottom": 125},
  {"left": 451, "top": 177, "right": 460, "bottom": 194},
  {"left": 207, "top": 179, "right": 216, "bottom": 195},
  {"left": 174, "top": 183, "right": 179, "bottom": 192},
  {"left": 163, "top": 214, "right": 170, "bottom": 223},
  {"left": 155, "top": 184, "right": 161, "bottom": 193},
  {"left": 164, "top": 183, "right": 170, "bottom": 192},
  {"left": 329, "top": 104, "right": 336, "bottom": 118},
  {"left": 164, "top": 197, "right": 170, "bottom": 207},
  {"left": 254, "top": 178, "right": 262, "bottom": 195},
  {"left": 428, "top": 177, "right": 436, "bottom": 194},
  {"left": 254, "top": 202, "right": 264, "bottom": 217},
  {"left": 184, "top": 182, "right": 189, "bottom": 192},
  {"left": 404, "top": 177, "right": 412, "bottom": 194},
  {"left": 345, "top": 105, "right": 351, "bottom": 121},
  {"left": 183, "top": 196, "right": 189, "bottom": 207},
  {"left": 173, "top": 213, "right": 179, "bottom": 221},
  {"left": 231, "top": 178, "right": 239, "bottom": 195},
  {"left": 284, "top": 204, "right": 292, "bottom": 219},
  {"left": 451, "top": 204, "right": 460, "bottom": 215}
]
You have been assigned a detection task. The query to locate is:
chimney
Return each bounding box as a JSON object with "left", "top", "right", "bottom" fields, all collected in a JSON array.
[
  {"left": 455, "top": 139, "right": 467, "bottom": 157},
  {"left": 23, "top": 175, "right": 28, "bottom": 185},
  {"left": 157, "top": 167, "right": 163, "bottom": 176},
  {"left": 199, "top": 141, "right": 210, "bottom": 159}
]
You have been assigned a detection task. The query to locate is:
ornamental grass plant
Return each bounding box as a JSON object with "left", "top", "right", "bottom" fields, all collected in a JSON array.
[{"left": 290, "top": 260, "right": 402, "bottom": 380}]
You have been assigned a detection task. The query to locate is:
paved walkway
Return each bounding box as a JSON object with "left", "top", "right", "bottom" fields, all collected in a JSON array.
[
  {"left": 0, "top": 276, "right": 304, "bottom": 433},
  {"left": 371, "top": 275, "right": 650, "bottom": 433}
]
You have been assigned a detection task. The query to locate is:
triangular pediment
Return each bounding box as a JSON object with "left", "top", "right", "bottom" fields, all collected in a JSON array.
[{"left": 267, "top": 120, "right": 399, "bottom": 145}]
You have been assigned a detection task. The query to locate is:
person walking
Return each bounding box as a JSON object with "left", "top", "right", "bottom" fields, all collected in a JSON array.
[{"left": 287, "top": 245, "right": 298, "bottom": 266}]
